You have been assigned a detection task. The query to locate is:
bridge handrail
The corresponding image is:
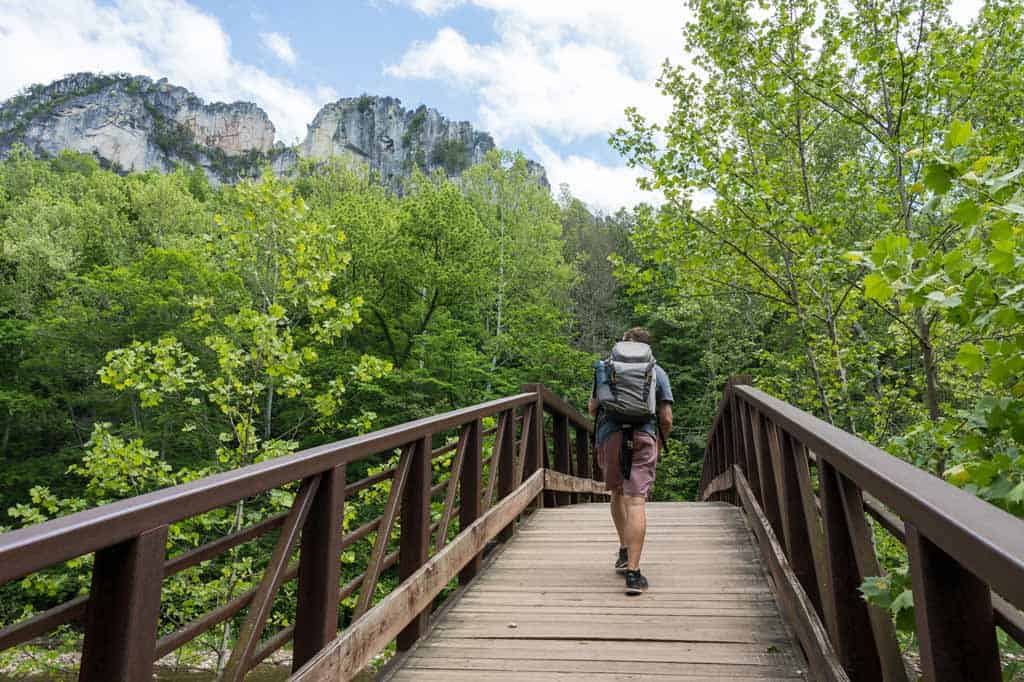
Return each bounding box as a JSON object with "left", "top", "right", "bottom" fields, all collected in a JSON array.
[
  {"left": 700, "top": 378, "right": 1024, "bottom": 682},
  {"left": 0, "top": 392, "right": 536, "bottom": 584},
  {"left": 0, "top": 384, "right": 600, "bottom": 680}
]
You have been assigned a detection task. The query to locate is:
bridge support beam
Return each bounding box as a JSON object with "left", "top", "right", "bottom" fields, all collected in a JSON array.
[
  {"left": 819, "top": 460, "right": 884, "bottom": 681},
  {"left": 397, "top": 435, "right": 432, "bottom": 651},
  {"left": 80, "top": 524, "right": 167, "bottom": 682},
  {"left": 552, "top": 414, "right": 572, "bottom": 506},
  {"left": 574, "top": 425, "right": 590, "bottom": 503},
  {"left": 293, "top": 464, "right": 346, "bottom": 672},
  {"left": 459, "top": 419, "right": 483, "bottom": 584},
  {"left": 907, "top": 524, "right": 1001, "bottom": 682}
]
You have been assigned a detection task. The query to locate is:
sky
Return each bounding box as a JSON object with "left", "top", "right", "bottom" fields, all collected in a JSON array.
[{"left": 0, "top": 0, "right": 984, "bottom": 212}]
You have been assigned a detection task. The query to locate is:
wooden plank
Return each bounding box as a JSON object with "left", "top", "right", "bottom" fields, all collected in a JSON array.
[
  {"left": 376, "top": 499, "right": 807, "bottom": 682},
  {"left": 401, "top": 656, "right": 805, "bottom": 678},
  {"left": 733, "top": 466, "right": 849, "bottom": 682},
  {"left": 701, "top": 469, "right": 734, "bottom": 501},
  {"left": 906, "top": 523, "right": 1001, "bottom": 682},
  {"left": 410, "top": 638, "right": 801, "bottom": 665},
  {"left": 544, "top": 469, "right": 611, "bottom": 495},
  {"left": 430, "top": 621, "right": 791, "bottom": 643},
  {"left": 290, "top": 470, "right": 545, "bottom": 681},
  {"left": 391, "top": 670, "right": 803, "bottom": 681}
]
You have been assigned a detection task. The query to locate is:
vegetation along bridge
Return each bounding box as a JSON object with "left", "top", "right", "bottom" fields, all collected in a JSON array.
[{"left": 1, "top": 382, "right": 1023, "bottom": 681}]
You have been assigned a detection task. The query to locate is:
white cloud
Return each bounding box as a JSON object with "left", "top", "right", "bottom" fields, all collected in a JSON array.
[
  {"left": 949, "top": 0, "right": 983, "bottom": 24},
  {"left": 531, "top": 140, "right": 660, "bottom": 213},
  {"left": 0, "top": 0, "right": 329, "bottom": 143},
  {"left": 259, "top": 31, "right": 297, "bottom": 66},
  {"left": 386, "top": 1, "right": 688, "bottom": 209}
]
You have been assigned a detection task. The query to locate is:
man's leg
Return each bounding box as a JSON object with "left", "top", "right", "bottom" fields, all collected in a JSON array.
[
  {"left": 610, "top": 491, "right": 627, "bottom": 546},
  {"left": 623, "top": 495, "right": 647, "bottom": 569}
]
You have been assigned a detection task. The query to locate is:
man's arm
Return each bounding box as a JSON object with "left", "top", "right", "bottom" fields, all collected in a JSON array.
[
  {"left": 658, "top": 403, "right": 673, "bottom": 446},
  {"left": 588, "top": 397, "right": 598, "bottom": 418}
]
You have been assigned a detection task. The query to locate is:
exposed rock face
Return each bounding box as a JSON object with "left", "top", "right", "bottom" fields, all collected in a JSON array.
[
  {"left": 0, "top": 73, "right": 549, "bottom": 189},
  {"left": 299, "top": 96, "right": 497, "bottom": 184},
  {"left": 0, "top": 73, "right": 276, "bottom": 178}
]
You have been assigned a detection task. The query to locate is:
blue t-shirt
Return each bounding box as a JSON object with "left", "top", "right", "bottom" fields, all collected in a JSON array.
[{"left": 594, "top": 364, "right": 673, "bottom": 445}]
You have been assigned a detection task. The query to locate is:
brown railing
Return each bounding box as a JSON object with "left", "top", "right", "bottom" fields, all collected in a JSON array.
[
  {"left": 0, "top": 384, "right": 602, "bottom": 681},
  {"left": 700, "top": 377, "right": 1024, "bottom": 682}
]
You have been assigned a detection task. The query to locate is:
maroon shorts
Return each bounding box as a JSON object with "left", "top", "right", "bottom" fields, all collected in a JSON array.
[{"left": 597, "top": 430, "right": 659, "bottom": 498}]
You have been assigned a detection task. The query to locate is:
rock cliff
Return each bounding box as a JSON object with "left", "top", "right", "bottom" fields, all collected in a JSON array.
[
  {"left": 0, "top": 73, "right": 277, "bottom": 180},
  {"left": 0, "top": 73, "right": 548, "bottom": 188},
  {"left": 299, "top": 95, "right": 548, "bottom": 189}
]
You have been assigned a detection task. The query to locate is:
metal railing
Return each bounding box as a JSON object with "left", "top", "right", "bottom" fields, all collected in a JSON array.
[
  {"left": 0, "top": 384, "right": 600, "bottom": 681},
  {"left": 700, "top": 377, "right": 1024, "bottom": 682}
]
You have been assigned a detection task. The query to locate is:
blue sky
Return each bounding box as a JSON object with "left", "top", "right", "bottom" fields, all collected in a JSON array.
[{"left": 0, "top": 0, "right": 983, "bottom": 210}]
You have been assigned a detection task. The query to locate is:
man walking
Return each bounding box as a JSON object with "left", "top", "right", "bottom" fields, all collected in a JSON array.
[{"left": 589, "top": 327, "right": 673, "bottom": 595}]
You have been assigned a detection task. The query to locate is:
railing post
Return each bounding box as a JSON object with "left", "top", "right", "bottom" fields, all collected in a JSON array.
[
  {"left": 574, "top": 425, "right": 590, "bottom": 503},
  {"left": 749, "top": 409, "right": 782, "bottom": 541},
  {"left": 497, "top": 408, "right": 517, "bottom": 539},
  {"left": 459, "top": 418, "right": 483, "bottom": 584},
  {"left": 79, "top": 525, "right": 167, "bottom": 682},
  {"left": 397, "top": 435, "right": 431, "bottom": 651},
  {"left": 737, "top": 400, "right": 762, "bottom": 506},
  {"left": 819, "top": 459, "right": 884, "bottom": 681},
  {"left": 293, "top": 464, "right": 345, "bottom": 671},
  {"left": 767, "top": 424, "right": 823, "bottom": 618},
  {"left": 552, "top": 414, "right": 572, "bottom": 506},
  {"left": 906, "top": 524, "right": 1001, "bottom": 682},
  {"left": 523, "top": 393, "right": 546, "bottom": 509}
]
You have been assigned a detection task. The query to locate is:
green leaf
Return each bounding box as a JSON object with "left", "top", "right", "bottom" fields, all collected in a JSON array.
[
  {"left": 864, "top": 273, "right": 894, "bottom": 302},
  {"left": 923, "top": 164, "right": 953, "bottom": 194},
  {"left": 944, "top": 119, "right": 973, "bottom": 149},
  {"left": 951, "top": 199, "right": 981, "bottom": 226},
  {"left": 956, "top": 343, "right": 985, "bottom": 372}
]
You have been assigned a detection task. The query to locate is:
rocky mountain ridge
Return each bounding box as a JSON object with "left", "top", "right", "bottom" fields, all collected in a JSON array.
[{"left": 0, "top": 73, "right": 548, "bottom": 187}]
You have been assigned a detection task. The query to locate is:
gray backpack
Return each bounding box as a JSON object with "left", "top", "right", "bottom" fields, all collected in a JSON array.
[{"left": 593, "top": 341, "right": 658, "bottom": 425}]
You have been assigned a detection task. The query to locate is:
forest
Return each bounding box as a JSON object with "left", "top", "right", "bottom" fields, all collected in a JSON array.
[
  {"left": 2, "top": 0, "right": 1024, "bottom": 676},
  {"left": 0, "top": 146, "right": 715, "bottom": 674}
]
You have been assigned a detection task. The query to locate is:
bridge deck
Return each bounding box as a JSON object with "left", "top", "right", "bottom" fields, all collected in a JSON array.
[{"left": 387, "top": 501, "right": 808, "bottom": 680}]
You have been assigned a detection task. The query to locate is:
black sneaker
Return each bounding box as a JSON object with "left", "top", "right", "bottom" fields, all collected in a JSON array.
[
  {"left": 624, "top": 569, "right": 648, "bottom": 596},
  {"left": 615, "top": 547, "right": 628, "bottom": 574}
]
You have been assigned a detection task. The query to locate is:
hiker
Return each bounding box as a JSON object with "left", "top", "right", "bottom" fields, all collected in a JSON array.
[{"left": 588, "top": 327, "right": 673, "bottom": 595}]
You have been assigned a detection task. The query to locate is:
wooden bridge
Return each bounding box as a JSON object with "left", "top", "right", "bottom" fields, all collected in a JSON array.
[{"left": 1, "top": 381, "right": 1023, "bottom": 681}]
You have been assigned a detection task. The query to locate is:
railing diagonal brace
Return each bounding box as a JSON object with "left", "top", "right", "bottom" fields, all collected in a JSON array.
[
  {"left": 482, "top": 411, "right": 508, "bottom": 511},
  {"left": 435, "top": 425, "right": 471, "bottom": 552},
  {"left": 353, "top": 442, "right": 415, "bottom": 619},
  {"left": 223, "top": 475, "right": 320, "bottom": 681},
  {"left": 513, "top": 404, "right": 533, "bottom": 486}
]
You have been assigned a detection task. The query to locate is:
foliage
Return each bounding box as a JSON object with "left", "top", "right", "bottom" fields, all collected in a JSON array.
[
  {"left": 0, "top": 145, "right": 599, "bottom": 674},
  {"left": 611, "top": 0, "right": 1024, "bottom": 674},
  {"left": 430, "top": 137, "right": 472, "bottom": 175}
]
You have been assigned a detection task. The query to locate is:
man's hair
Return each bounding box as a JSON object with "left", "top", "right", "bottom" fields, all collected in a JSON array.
[{"left": 622, "top": 327, "right": 652, "bottom": 345}]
